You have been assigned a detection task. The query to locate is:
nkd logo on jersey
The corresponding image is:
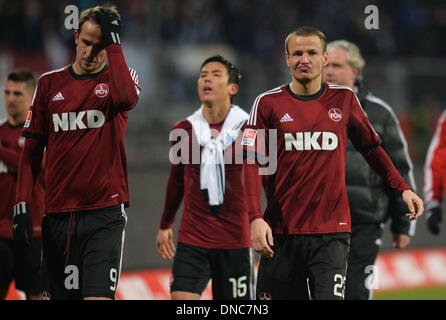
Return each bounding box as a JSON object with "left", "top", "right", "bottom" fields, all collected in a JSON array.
[
  {"left": 52, "top": 110, "right": 105, "bottom": 132},
  {"left": 285, "top": 132, "right": 338, "bottom": 151}
]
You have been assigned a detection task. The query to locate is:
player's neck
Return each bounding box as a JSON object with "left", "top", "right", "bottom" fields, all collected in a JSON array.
[
  {"left": 290, "top": 77, "right": 322, "bottom": 96},
  {"left": 72, "top": 61, "right": 106, "bottom": 76},
  {"left": 202, "top": 102, "right": 231, "bottom": 124},
  {"left": 8, "top": 115, "right": 25, "bottom": 127}
]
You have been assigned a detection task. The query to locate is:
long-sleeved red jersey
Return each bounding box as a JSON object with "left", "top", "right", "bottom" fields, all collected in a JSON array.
[
  {"left": 242, "top": 83, "right": 410, "bottom": 234},
  {"left": 17, "top": 44, "right": 140, "bottom": 213}
]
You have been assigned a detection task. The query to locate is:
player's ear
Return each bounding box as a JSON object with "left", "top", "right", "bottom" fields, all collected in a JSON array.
[
  {"left": 322, "top": 50, "right": 328, "bottom": 67},
  {"left": 74, "top": 30, "right": 79, "bottom": 45},
  {"left": 229, "top": 83, "right": 239, "bottom": 96}
]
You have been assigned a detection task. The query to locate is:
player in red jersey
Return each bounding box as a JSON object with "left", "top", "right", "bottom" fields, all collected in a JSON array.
[
  {"left": 424, "top": 111, "right": 446, "bottom": 235},
  {"left": 156, "top": 55, "right": 253, "bottom": 300},
  {"left": 242, "top": 26, "right": 424, "bottom": 300},
  {"left": 13, "top": 5, "right": 140, "bottom": 300},
  {"left": 0, "top": 69, "right": 46, "bottom": 300}
]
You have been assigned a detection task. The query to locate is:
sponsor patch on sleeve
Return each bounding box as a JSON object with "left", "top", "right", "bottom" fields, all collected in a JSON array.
[
  {"left": 241, "top": 128, "right": 257, "bottom": 147},
  {"left": 24, "top": 111, "right": 32, "bottom": 128}
]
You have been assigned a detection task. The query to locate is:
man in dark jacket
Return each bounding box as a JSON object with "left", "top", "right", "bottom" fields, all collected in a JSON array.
[{"left": 324, "top": 40, "right": 416, "bottom": 300}]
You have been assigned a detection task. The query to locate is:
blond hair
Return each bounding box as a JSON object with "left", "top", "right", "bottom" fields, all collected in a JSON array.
[
  {"left": 327, "top": 40, "right": 365, "bottom": 82},
  {"left": 78, "top": 4, "right": 120, "bottom": 32},
  {"left": 285, "top": 26, "right": 327, "bottom": 53}
]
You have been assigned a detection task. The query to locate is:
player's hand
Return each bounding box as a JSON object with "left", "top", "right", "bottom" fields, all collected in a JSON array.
[
  {"left": 156, "top": 228, "right": 175, "bottom": 260},
  {"left": 250, "top": 218, "right": 274, "bottom": 258},
  {"left": 12, "top": 202, "right": 33, "bottom": 242},
  {"left": 392, "top": 233, "right": 411, "bottom": 249},
  {"left": 97, "top": 8, "right": 121, "bottom": 46},
  {"left": 402, "top": 190, "right": 424, "bottom": 221},
  {"left": 426, "top": 203, "right": 442, "bottom": 235}
]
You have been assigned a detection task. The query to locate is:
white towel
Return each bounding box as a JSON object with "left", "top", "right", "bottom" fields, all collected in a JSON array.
[{"left": 187, "top": 105, "right": 249, "bottom": 215}]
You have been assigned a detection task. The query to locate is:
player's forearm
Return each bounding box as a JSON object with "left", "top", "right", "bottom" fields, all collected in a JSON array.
[
  {"left": 159, "top": 165, "right": 185, "bottom": 229},
  {"left": 0, "top": 145, "right": 20, "bottom": 170},
  {"left": 244, "top": 163, "right": 263, "bottom": 223},
  {"left": 364, "top": 145, "right": 411, "bottom": 194},
  {"left": 106, "top": 44, "right": 138, "bottom": 110},
  {"left": 15, "top": 138, "right": 45, "bottom": 203}
]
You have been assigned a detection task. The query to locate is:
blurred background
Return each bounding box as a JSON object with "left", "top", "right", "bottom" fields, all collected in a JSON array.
[{"left": 1, "top": 0, "right": 445, "bottom": 299}]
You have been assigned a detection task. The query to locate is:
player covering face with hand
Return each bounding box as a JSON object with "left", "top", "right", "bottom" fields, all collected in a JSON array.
[
  {"left": 242, "top": 26, "right": 423, "bottom": 300},
  {"left": 13, "top": 5, "right": 140, "bottom": 300}
]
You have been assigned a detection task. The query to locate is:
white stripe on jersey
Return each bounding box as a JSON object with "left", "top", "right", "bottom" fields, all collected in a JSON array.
[
  {"left": 248, "top": 87, "right": 282, "bottom": 126},
  {"left": 424, "top": 110, "right": 446, "bottom": 203},
  {"left": 31, "top": 66, "right": 68, "bottom": 106}
]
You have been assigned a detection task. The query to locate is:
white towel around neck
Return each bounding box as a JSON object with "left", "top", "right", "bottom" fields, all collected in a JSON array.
[{"left": 187, "top": 104, "right": 249, "bottom": 211}]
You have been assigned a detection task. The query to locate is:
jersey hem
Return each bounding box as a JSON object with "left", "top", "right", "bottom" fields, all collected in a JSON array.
[
  {"left": 178, "top": 239, "right": 251, "bottom": 250},
  {"left": 44, "top": 199, "right": 129, "bottom": 214}
]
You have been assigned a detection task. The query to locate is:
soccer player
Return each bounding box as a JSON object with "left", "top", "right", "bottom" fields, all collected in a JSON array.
[
  {"left": 242, "top": 26, "right": 424, "bottom": 300},
  {"left": 0, "top": 69, "right": 45, "bottom": 300},
  {"left": 156, "top": 55, "right": 254, "bottom": 300},
  {"left": 13, "top": 5, "right": 140, "bottom": 300},
  {"left": 323, "top": 40, "right": 416, "bottom": 300},
  {"left": 424, "top": 112, "right": 446, "bottom": 235}
]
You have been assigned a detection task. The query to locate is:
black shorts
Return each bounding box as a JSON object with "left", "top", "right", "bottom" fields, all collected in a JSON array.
[
  {"left": 171, "top": 242, "right": 254, "bottom": 300},
  {"left": 0, "top": 237, "right": 45, "bottom": 295},
  {"left": 41, "top": 204, "right": 127, "bottom": 300},
  {"left": 345, "top": 224, "right": 383, "bottom": 300},
  {"left": 256, "top": 233, "right": 350, "bottom": 300}
]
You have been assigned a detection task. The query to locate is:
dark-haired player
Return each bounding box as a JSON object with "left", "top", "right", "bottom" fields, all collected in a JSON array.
[
  {"left": 0, "top": 69, "right": 45, "bottom": 300},
  {"left": 242, "top": 26, "right": 424, "bottom": 300},
  {"left": 156, "top": 55, "right": 253, "bottom": 300},
  {"left": 14, "top": 5, "right": 140, "bottom": 300}
]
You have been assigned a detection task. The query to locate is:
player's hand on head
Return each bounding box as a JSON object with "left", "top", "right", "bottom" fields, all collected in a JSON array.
[
  {"left": 97, "top": 8, "right": 121, "bottom": 46},
  {"left": 425, "top": 203, "right": 442, "bottom": 235},
  {"left": 12, "top": 202, "right": 33, "bottom": 242},
  {"left": 402, "top": 189, "right": 424, "bottom": 221},
  {"left": 156, "top": 228, "right": 175, "bottom": 260},
  {"left": 250, "top": 218, "right": 274, "bottom": 258}
]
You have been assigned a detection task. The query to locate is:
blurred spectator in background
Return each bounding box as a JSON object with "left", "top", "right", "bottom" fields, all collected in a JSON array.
[
  {"left": 424, "top": 112, "right": 446, "bottom": 235},
  {"left": 0, "top": 69, "right": 46, "bottom": 300},
  {"left": 324, "top": 39, "right": 417, "bottom": 300}
]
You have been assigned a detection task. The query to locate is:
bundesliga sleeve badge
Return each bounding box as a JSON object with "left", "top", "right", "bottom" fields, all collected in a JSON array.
[
  {"left": 24, "top": 111, "right": 32, "bottom": 128},
  {"left": 241, "top": 128, "right": 257, "bottom": 147}
]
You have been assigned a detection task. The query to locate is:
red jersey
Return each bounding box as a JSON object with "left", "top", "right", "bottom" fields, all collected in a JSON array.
[
  {"left": 0, "top": 120, "right": 44, "bottom": 238},
  {"left": 243, "top": 83, "right": 409, "bottom": 234},
  {"left": 424, "top": 110, "right": 446, "bottom": 205},
  {"left": 21, "top": 45, "right": 140, "bottom": 213},
  {"left": 159, "top": 119, "right": 251, "bottom": 249}
]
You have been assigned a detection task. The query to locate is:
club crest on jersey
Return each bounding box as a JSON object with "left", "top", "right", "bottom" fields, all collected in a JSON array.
[
  {"left": 95, "top": 83, "right": 109, "bottom": 98},
  {"left": 328, "top": 107, "right": 342, "bottom": 122},
  {"left": 24, "top": 111, "right": 32, "bottom": 128}
]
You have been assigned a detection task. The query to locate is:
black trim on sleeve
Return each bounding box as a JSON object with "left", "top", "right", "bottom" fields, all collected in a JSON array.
[
  {"left": 21, "top": 131, "right": 46, "bottom": 143},
  {"left": 361, "top": 139, "right": 382, "bottom": 154}
]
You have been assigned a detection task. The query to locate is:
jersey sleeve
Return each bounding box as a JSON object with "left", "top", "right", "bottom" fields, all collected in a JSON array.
[
  {"left": 22, "top": 77, "right": 48, "bottom": 142},
  {"left": 159, "top": 121, "right": 188, "bottom": 229},
  {"left": 424, "top": 111, "right": 446, "bottom": 205},
  {"left": 347, "top": 92, "right": 381, "bottom": 152},
  {"left": 241, "top": 95, "right": 271, "bottom": 222},
  {"left": 106, "top": 44, "right": 140, "bottom": 111},
  {"left": 242, "top": 95, "right": 270, "bottom": 162}
]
